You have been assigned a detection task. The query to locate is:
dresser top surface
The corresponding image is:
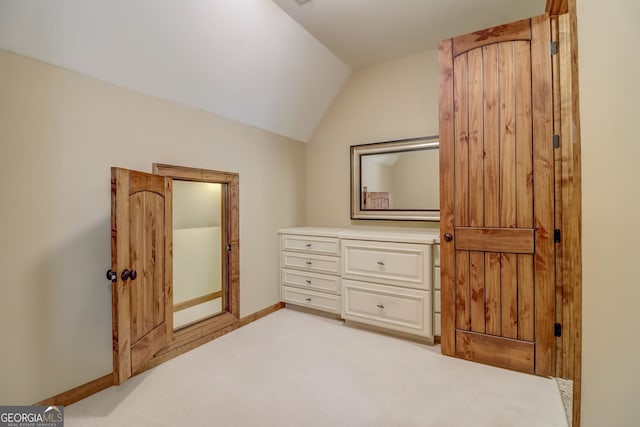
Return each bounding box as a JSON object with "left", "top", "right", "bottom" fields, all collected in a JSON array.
[{"left": 279, "top": 226, "right": 440, "bottom": 244}]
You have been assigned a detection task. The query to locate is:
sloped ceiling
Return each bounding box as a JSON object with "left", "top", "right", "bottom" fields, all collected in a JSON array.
[
  {"left": 0, "top": 0, "right": 350, "bottom": 142},
  {"left": 0, "top": 0, "right": 545, "bottom": 142},
  {"left": 273, "top": 0, "right": 546, "bottom": 68}
]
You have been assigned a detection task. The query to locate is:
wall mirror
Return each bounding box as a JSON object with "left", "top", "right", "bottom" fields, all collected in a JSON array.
[
  {"left": 172, "top": 180, "right": 225, "bottom": 329},
  {"left": 153, "top": 164, "right": 240, "bottom": 334},
  {"left": 350, "top": 136, "right": 440, "bottom": 221}
]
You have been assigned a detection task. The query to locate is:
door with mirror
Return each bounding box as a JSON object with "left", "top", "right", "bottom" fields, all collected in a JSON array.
[{"left": 110, "top": 164, "right": 239, "bottom": 384}]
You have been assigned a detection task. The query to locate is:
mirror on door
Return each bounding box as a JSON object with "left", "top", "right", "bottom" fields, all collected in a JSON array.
[{"left": 172, "top": 180, "right": 227, "bottom": 329}]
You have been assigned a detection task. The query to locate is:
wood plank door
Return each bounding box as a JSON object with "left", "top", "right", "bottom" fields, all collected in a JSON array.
[
  {"left": 438, "top": 16, "right": 555, "bottom": 375},
  {"left": 111, "top": 167, "right": 172, "bottom": 384}
]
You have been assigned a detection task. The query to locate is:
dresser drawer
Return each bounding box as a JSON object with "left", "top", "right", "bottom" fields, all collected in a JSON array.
[
  {"left": 281, "top": 269, "right": 341, "bottom": 294},
  {"left": 342, "top": 280, "right": 432, "bottom": 338},
  {"left": 281, "top": 234, "right": 340, "bottom": 256},
  {"left": 434, "top": 313, "right": 441, "bottom": 336},
  {"left": 282, "top": 286, "right": 341, "bottom": 314},
  {"left": 434, "top": 290, "right": 441, "bottom": 312},
  {"left": 281, "top": 252, "right": 340, "bottom": 275},
  {"left": 341, "top": 240, "right": 430, "bottom": 289}
]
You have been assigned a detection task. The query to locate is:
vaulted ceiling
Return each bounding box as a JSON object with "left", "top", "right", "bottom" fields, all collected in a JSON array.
[{"left": 0, "top": 0, "right": 545, "bottom": 142}]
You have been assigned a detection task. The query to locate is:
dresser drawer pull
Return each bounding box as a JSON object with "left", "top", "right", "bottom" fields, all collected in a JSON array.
[
  {"left": 305, "top": 298, "right": 312, "bottom": 302},
  {"left": 305, "top": 243, "right": 312, "bottom": 248},
  {"left": 306, "top": 261, "right": 312, "bottom": 265},
  {"left": 377, "top": 261, "right": 385, "bottom": 266},
  {"left": 376, "top": 304, "right": 385, "bottom": 309},
  {"left": 305, "top": 279, "right": 312, "bottom": 284}
]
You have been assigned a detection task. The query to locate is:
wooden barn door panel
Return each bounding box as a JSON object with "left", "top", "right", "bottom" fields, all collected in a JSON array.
[
  {"left": 439, "top": 16, "right": 554, "bottom": 376},
  {"left": 111, "top": 167, "right": 172, "bottom": 384}
]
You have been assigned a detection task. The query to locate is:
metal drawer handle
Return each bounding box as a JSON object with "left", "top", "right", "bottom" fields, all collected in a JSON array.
[
  {"left": 377, "top": 304, "right": 385, "bottom": 309},
  {"left": 305, "top": 243, "right": 312, "bottom": 248},
  {"left": 305, "top": 298, "right": 312, "bottom": 302},
  {"left": 306, "top": 261, "right": 312, "bottom": 265},
  {"left": 377, "top": 261, "right": 385, "bottom": 266},
  {"left": 305, "top": 279, "right": 312, "bottom": 284}
]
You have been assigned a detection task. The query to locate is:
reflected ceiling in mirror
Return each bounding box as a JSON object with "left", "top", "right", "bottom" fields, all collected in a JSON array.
[{"left": 351, "top": 136, "right": 439, "bottom": 221}]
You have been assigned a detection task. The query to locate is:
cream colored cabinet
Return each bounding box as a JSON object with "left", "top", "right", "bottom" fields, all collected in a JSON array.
[
  {"left": 279, "top": 227, "right": 439, "bottom": 341},
  {"left": 341, "top": 239, "right": 433, "bottom": 341},
  {"left": 280, "top": 229, "right": 342, "bottom": 315}
]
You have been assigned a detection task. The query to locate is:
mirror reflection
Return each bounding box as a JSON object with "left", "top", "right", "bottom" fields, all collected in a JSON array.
[
  {"left": 172, "top": 180, "right": 225, "bottom": 329},
  {"left": 361, "top": 149, "right": 439, "bottom": 210},
  {"left": 351, "top": 136, "right": 440, "bottom": 221}
]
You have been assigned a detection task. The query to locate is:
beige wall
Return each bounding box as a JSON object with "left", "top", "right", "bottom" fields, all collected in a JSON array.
[
  {"left": 578, "top": 0, "right": 640, "bottom": 425},
  {"left": 305, "top": 50, "right": 440, "bottom": 229},
  {"left": 0, "top": 50, "right": 305, "bottom": 404}
]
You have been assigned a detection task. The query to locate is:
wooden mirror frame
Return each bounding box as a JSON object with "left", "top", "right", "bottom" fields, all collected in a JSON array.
[
  {"left": 350, "top": 136, "right": 440, "bottom": 221},
  {"left": 144, "top": 163, "right": 240, "bottom": 369}
]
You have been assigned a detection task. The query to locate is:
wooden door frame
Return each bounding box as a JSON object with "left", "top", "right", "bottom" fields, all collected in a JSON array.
[
  {"left": 547, "top": 1, "right": 583, "bottom": 426},
  {"left": 140, "top": 163, "right": 241, "bottom": 370}
]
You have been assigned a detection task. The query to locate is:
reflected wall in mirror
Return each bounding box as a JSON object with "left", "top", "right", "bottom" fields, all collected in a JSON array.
[
  {"left": 172, "top": 180, "right": 225, "bottom": 329},
  {"left": 351, "top": 136, "right": 439, "bottom": 221}
]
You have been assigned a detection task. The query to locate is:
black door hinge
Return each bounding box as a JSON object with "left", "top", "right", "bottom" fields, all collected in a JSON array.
[
  {"left": 551, "top": 41, "right": 558, "bottom": 55},
  {"left": 553, "top": 134, "right": 560, "bottom": 149},
  {"left": 554, "top": 323, "right": 562, "bottom": 337},
  {"left": 554, "top": 229, "right": 561, "bottom": 243},
  {"left": 226, "top": 244, "right": 232, "bottom": 252}
]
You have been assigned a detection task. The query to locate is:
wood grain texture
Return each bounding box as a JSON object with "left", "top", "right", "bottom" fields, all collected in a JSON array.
[
  {"left": 455, "top": 227, "right": 534, "bottom": 253},
  {"left": 498, "top": 41, "right": 517, "bottom": 229},
  {"left": 111, "top": 167, "right": 131, "bottom": 385},
  {"left": 500, "top": 253, "right": 518, "bottom": 339},
  {"left": 483, "top": 45, "right": 500, "bottom": 228},
  {"left": 438, "top": 39, "right": 456, "bottom": 356},
  {"left": 454, "top": 53, "right": 469, "bottom": 227},
  {"left": 555, "top": 3, "right": 583, "bottom": 424},
  {"left": 531, "top": 14, "right": 555, "bottom": 377},
  {"left": 131, "top": 325, "right": 167, "bottom": 375},
  {"left": 164, "top": 177, "right": 173, "bottom": 340},
  {"left": 455, "top": 251, "right": 471, "bottom": 330},
  {"left": 485, "top": 252, "right": 501, "bottom": 335},
  {"left": 515, "top": 41, "right": 534, "bottom": 229},
  {"left": 518, "top": 254, "right": 535, "bottom": 342},
  {"left": 112, "top": 168, "right": 169, "bottom": 384},
  {"left": 470, "top": 252, "right": 485, "bottom": 333},
  {"left": 453, "top": 18, "right": 531, "bottom": 57},
  {"left": 551, "top": 15, "right": 565, "bottom": 377},
  {"left": 546, "top": 0, "right": 569, "bottom": 15},
  {"left": 441, "top": 16, "right": 557, "bottom": 378},
  {"left": 456, "top": 330, "right": 534, "bottom": 373},
  {"left": 468, "top": 48, "right": 484, "bottom": 227}
]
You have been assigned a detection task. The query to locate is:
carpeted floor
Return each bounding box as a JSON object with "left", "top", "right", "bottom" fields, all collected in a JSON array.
[{"left": 66, "top": 308, "right": 568, "bottom": 427}]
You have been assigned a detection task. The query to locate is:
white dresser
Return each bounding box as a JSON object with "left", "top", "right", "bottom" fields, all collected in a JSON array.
[{"left": 279, "top": 227, "right": 440, "bottom": 342}]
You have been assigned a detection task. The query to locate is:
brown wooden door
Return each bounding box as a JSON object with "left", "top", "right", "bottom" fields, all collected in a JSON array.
[
  {"left": 111, "top": 167, "right": 172, "bottom": 384},
  {"left": 438, "top": 16, "right": 555, "bottom": 375}
]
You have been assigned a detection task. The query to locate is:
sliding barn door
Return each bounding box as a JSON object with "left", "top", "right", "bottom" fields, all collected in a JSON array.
[
  {"left": 111, "top": 167, "right": 172, "bottom": 384},
  {"left": 438, "top": 16, "right": 555, "bottom": 375}
]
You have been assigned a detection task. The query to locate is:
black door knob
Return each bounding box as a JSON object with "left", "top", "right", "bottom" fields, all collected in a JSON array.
[
  {"left": 444, "top": 233, "right": 453, "bottom": 242},
  {"left": 106, "top": 269, "right": 117, "bottom": 282},
  {"left": 121, "top": 269, "right": 131, "bottom": 280},
  {"left": 129, "top": 270, "right": 137, "bottom": 280}
]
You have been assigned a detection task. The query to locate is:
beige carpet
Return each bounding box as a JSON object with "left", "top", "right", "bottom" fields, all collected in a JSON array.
[{"left": 66, "top": 308, "right": 568, "bottom": 427}]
